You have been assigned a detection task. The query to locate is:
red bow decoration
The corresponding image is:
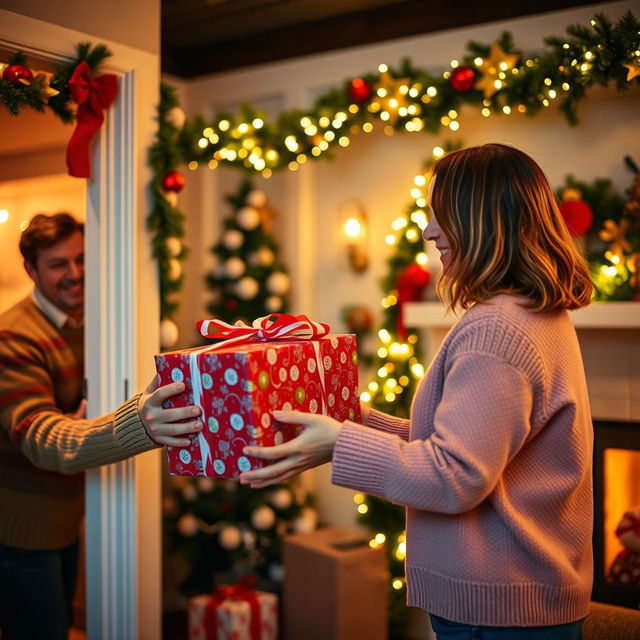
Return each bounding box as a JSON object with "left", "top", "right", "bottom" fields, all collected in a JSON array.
[
  {"left": 205, "top": 575, "right": 261, "bottom": 640},
  {"left": 66, "top": 60, "right": 118, "bottom": 178},
  {"left": 197, "top": 313, "right": 330, "bottom": 349},
  {"left": 396, "top": 263, "right": 431, "bottom": 340}
]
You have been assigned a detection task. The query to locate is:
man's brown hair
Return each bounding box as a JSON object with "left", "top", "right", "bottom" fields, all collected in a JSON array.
[
  {"left": 19, "top": 213, "right": 84, "bottom": 268},
  {"left": 430, "top": 143, "right": 593, "bottom": 312}
]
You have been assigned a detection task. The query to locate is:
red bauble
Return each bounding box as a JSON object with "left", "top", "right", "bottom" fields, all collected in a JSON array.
[
  {"left": 349, "top": 78, "right": 372, "bottom": 104},
  {"left": 559, "top": 200, "right": 593, "bottom": 237},
  {"left": 2, "top": 64, "right": 34, "bottom": 86},
  {"left": 449, "top": 66, "right": 476, "bottom": 92},
  {"left": 397, "top": 263, "right": 431, "bottom": 289},
  {"left": 162, "top": 170, "right": 186, "bottom": 193}
]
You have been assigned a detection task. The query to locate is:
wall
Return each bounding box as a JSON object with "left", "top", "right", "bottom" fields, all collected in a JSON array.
[
  {"left": 174, "top": 0, "right": 640, "bottom": 530},
  {"left": 0, "top": 0, "right": 159, "bottom": 55}
]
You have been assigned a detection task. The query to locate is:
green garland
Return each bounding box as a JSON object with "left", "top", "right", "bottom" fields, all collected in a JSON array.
[
  {"left": 0, "top": 42, "right": 112, "bottom": 123},
  {"left": 175, "top": 12, "right": 639, "bottom": 175},
  {"left": 150, "top": 11, "right": 639, "bottom": 340},
  {"left": 148, "top": 84, "right": 189, "bottom": 322}
]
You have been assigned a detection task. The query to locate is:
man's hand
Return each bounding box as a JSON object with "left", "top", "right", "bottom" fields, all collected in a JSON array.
[
  {"left": 239, "top": 410, "right": 341, "bottom": 489},
  {"left": 137, "top": 376, "right": 203, "bottom": 447},
  {"left": 71, "top": 398, "right": 87, "bottom": 420}
]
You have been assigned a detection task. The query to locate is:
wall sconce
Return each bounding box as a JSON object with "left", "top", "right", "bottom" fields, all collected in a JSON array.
[{"left": 340, "top": 199, "right": 368, "bottom": 273}]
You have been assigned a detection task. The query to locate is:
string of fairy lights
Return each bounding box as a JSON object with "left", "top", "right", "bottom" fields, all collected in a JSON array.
[{"left": 175, "top": 13, "right": 639, "bottom": 178}]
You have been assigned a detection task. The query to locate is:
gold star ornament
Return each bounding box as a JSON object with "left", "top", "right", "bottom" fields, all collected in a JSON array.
[
  {"left": 623, "top": 59, "right": 640, "bottom": 82},
  {"left": 373, "top": 71, "right": 411, "bottom": 124},
  {"left": 474, "top": 41, "right": 520, "bottom": 98}
]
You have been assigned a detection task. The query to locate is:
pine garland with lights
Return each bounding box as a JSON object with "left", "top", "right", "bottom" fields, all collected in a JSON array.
[
  {"left": 206, "top": 180, "right": 291, "bottom": 323},
  {"left": 558, "top": 159, "right": 640, "bottom": 301},
  {"left": 174, "top": 12, "right": 639, "bottom": 175},
  {"left": 352, "top": 144, "right": 459, "bottom": 639},
  {"left": 0, "top": 42, "right": 112, "bottom": 122},
  {"left": 147, "top": 83, "right": 190, "bottom": 348},
  {"left": 163, "top": 476, "right": 317, "bottom": 598}
]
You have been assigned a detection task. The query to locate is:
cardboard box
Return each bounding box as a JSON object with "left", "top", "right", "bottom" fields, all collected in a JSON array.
[{"left": 283, "top": 527, "right": 388, "bottom": 640}]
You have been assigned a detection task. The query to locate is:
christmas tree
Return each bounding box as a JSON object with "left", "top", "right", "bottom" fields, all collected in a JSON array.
[
  {"left": 206, "top": 180, "right": 291, "bottom": 323},
  {"left": 163, "top": 476, "right": 317, "bottom": 599}
]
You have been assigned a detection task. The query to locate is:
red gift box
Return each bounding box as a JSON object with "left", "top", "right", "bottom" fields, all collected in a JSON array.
[
  {"left": 155, "top": 315, "right": 360, "bottom": 478},
  {"left": 188, "top": 577, "right": 278, "bottom": 640}
]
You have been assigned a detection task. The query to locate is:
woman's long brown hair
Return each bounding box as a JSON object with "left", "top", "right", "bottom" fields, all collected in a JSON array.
[{"left": 430, "top": 143, "right": 593, "bottom": 312}]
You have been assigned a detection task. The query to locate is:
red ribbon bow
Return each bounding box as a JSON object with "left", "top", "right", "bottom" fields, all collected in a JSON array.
[
  {"left": 66, "top": 60, "right": 118, "bottom": 178},
  {"left": 197, "top": 313, "right": 330, "bottom": 348},
  {"left": 205, "top": 575, "right": 261, "bottom": 640}
]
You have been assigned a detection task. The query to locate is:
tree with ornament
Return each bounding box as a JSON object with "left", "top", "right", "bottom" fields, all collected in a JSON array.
[
  {"left": 206, "top": 180, "right": 291, "bottom": 324},
  {"left": 163, "top": 475, "right": 318, "bottom": 600}
]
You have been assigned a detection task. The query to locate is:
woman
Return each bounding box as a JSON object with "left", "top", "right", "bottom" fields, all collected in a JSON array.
[{"left": 240, "top": 143, "right": 594, "bottom": 639}]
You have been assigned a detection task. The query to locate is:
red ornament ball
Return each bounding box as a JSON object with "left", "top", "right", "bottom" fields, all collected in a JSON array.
[
  {"left": 344, "top": 305, "right": 374, "bottom": 333},
  {"left": 2, "top": 64, "right": 34, "bottom": 86},
  {"left": 449, "top": 66, "right": 476, "bottom": 92},
  {"left": 559, "top": 199, "right": 593, "bottom": 237},
  {"left": 162, "top": 170, "right": 186, "bottom": 193},
  {"left": 349, "top": 77, "right": 372, "bottom": 104},
  {"left": 398, "top": 263, "right": 431, "bottom": 289}
]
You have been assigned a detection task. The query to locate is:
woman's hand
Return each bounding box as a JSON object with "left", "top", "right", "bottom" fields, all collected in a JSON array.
[
  {"left": 239, "top": 410, "right": 342, "bottom": 489},
  {"left": 137, "top": 376, "right": 203, "bottom": 447}
]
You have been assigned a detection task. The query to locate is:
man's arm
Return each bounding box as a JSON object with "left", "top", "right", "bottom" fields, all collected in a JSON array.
[{"left": 0, "top": 333, "right": 201, "bottom": 474}]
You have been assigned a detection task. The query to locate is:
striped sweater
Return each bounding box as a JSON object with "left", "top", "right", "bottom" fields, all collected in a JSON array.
[
  {"left": 0, "top": 296, "right": 156, "bottom": 549},
  {"left": 332, "top": 294, "right": 593, "bottom": 627}
]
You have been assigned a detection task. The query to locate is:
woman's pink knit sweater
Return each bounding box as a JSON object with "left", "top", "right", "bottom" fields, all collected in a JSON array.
[{"left": 332, "top": 294, "right": 593, "bottom": 626}]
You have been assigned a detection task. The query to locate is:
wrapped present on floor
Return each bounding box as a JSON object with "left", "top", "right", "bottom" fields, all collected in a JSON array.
[
  {"left": 155, "top": 314, "right": 360, "bottom": 478},
  {"left": 188, "top": 576, "right": 278, "bottom": 640}
]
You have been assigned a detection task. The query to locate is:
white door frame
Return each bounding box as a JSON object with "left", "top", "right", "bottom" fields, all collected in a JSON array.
[{"left": 0, "top": 10, "right": 161, "bottom": 639}]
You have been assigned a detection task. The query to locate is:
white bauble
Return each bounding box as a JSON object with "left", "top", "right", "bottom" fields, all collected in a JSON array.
[
  {"left": 266, "top": 271, "right": 290, "bottom": 295},
  {"left": 293, "top": 506, "right": 318, "bottom": 534},
  {"left": 265, "top": 296, "right": 282, "bottom": 313},
  {"left": 218, "top": 525, "right": 242, "bottom": 550},
  {"left": 246, "top": 190, "right": 267, "bottom": 208},
  {"left": 197, "top": 477, "right": 215, "bottom": 493},
  {"left": 223, "top": 229, "right": 244, "bottom": 250},
  {"left": 269, "top": 487, "right": 292, "bottom": 510},
  {"left": 166, "top": 236, "right": 182, "bottom": 258},
  {"left": 250, "top": 505, "right": 276, "bottom": 530},
  {"left": 168, "top": 258, "right": 182, "bottom": 281},
  {"left": 236, "top": 276, "right": 259, "bottom": 300},
  {"left": 164, "top": 191, "right": 178, "bottom": 207},
  {"left": 236, "top": 206, "right": 260, "bottom": 231},
  {"left": 160, "top": 318, "right": 179, "bottom": 349},
  {"left": 224, "top": 256, "right": 246, "bottom": 279},
  {"left": 167, "top": 106, "right": 186, "bottom": 130},
  {"left": 177, "top": 513, "right": 199, "bottom": 537},
  {"left": 182, "top": 483, "right": 198, "bottom": 502},
  {"left": 257, "top": 246, "right": 275, "bottom": 266},
  {"left": 242, "top": 530, "right": 257, "bottom": 550},
  {"left": 268, "top": 563, "right": 284, "bottom": 583}
]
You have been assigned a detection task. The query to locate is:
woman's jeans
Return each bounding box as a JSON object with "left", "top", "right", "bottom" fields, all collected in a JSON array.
[{"left": 430, "top": 614, "right": 584, "bottom": 639}]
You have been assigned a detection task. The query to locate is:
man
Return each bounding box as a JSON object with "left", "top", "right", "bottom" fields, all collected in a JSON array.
[{"left": 0, "top": 213, "right": 202, "bottom": 640}]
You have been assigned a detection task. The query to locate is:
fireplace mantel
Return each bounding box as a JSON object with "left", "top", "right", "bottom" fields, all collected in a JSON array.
[
  {"left": 405, "top": 301, "right": 640, "bottom": 422},
  {"left": 404, "top": 301, "right": 640, "bottom": 329}
]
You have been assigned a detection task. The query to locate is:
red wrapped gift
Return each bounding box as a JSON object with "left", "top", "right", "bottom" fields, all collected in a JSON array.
[
  {"left": 188, "top": 576, "right": 278, "bottom": 640},
  {"left": 155, "top": 314, "right": 360, "bottom": 478}
]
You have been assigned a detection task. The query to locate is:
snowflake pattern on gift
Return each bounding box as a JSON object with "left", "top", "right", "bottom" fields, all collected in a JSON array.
[{"left": 156, "top": 334, "right": 360, "bottom": 478}]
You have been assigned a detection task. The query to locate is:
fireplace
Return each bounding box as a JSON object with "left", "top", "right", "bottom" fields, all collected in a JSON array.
[{"left": 592, "top": 419, "right": 640, "bottom": 610}]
